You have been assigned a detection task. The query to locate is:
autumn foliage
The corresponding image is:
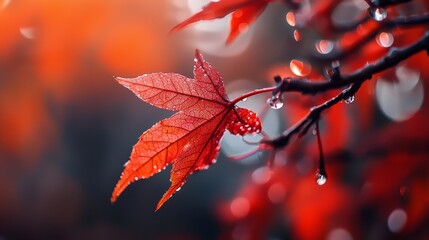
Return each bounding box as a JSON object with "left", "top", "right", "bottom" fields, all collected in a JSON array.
[
  {"left": 112, "top": 0, "right": 429, "bottom": 239},
  {"left": 1, "top": 0, "right": 429, "bottom": 239},
  {"left": 111, "top": 50, "right": 264, "bottom": 210}
]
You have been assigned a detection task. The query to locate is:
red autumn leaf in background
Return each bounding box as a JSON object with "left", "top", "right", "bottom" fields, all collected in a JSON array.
[
  {"left": 171, "top": 0, "right": 275, "bottom": 43},
  {"left": 111, "top": 50, "right": 262, "bottom": 210}
]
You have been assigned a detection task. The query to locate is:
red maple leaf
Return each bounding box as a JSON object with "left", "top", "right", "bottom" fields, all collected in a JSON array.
[
  {"left": 171, "top": 0, "right": 274, "bottom": 44},
  {"left": 111, "top": 50, "right": 262, "bottom": 210}
]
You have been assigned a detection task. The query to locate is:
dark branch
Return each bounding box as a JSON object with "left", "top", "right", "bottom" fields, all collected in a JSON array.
[
  {"left": 277, "top": 32, "right": 429, "bottom": 95},
  {"left": 365, "top": 0, "right": 412, "bottom": 8},
  {"left": 316, "top": 14, "right": 429, "bottom": 61},
  {"left": 263, "top": 32, "right": 429, "bottom": 149}
]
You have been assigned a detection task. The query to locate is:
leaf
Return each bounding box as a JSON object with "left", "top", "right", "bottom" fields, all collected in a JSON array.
[
  {"left": 171, "top": 0, "right": 271, "bottom": 44},
  {"left": 227, "top": 1, "right": 268, "bottom": 44},
  {"left": 111, "top": 50, "right": 262, "bottom": 210}
]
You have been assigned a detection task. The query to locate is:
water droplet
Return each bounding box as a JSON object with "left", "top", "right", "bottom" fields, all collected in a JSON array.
[
  {"left": 315, "top": 40, "right": 334, "bottom": 54},
  {"left": 369, "top": 7, "right": 387, "bottom": 21},
  {"left": 194, "top": 58, "right": 198, "bottom": 62},
  {"left": 344, "top": 95, "right": 355, "bottom": 104},
  {"left": 316, "top": 173, "right": 327, "bottom": 185},
  {"left": 242, "top": 97, "right": 248, "bottom": 102},
  {"left": 293, "top": 29, "right": 300, "bottom": 42},
  {"left": 123, "top": 161, "right": 129, "bottom": 167},
  {"left": 153, "top": 165, "right": 158, "bottom": 169},
  {"left": 286, "top": 11, "right": 296, "bottom": 27},
  {"left": 290, "top": 59, "right": 312, "bottom": 76},
  {"left": 134, "top": 177, "right": 139, "bottom": 181},
  {"left": 312, "top": 129, "right": 317, "bottom": 135},
  {"left": 176, "top": 187, "right": 181, "bottom": 192},
  {"left": 267, "top": 95, "right": 284, "bottom": 109},
  {"left": 376, "top": 32, "right": 394, "bottom": 48}
]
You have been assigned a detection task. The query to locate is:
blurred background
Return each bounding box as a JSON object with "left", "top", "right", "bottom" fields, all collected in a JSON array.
[{"left": 0, "top": 0, "right": 428, "bottom": 239}]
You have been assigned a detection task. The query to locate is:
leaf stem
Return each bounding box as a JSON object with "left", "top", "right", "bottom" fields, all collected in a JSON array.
[{"left": 229, "top": 87, "right": 277, "bottom": 106}]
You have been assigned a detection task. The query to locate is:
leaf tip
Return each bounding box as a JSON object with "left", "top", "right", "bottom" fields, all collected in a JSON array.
[
  {"left": 194, "top": 48, "right": 201, "bottom": 57},
  {"left": 110, "top": 194, "right": 118, "bottom": 204},
  {"left": 194, "top": 49, "right": 205, "bottom": 64}
]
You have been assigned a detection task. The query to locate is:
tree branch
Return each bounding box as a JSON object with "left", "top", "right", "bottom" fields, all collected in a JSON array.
[
  {"left": 365, "top": 0, "right": 412, "bottom": 8},
  {"left": 316, "top": 14, "right": 429, "bottom": 61},
  {"left": 262, "top": 32, "right": 429, "bottom": 149}
]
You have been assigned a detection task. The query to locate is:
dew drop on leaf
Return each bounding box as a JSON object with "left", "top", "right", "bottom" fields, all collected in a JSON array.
[
  {"left": 344, "top": 95, "right": 355, "bottom": 104},
  {"left": 316, "top": 172, "right": 327, "bottom": 185},
  {"left": 369, "top": 7, "right": 387, "bottom": 21}
]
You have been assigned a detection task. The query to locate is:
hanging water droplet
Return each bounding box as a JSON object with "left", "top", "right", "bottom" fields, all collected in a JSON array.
[
  {"left": 176, "top": 187, "right": 181, "bottom": 192},
  {"left": 316, "top": 173, "right": 327, "bottom": 185},
  {"left": 344, "top": 95, "right": 355, "bottom": 104},
  {"left": 267, "top": 95, "right": 284, "bottom": 109},
  {"left": 242, "top": 97, "right": 248, "bottom": 102},
  {"left": 153, "top": 165, "right": 158, "bottom": 170},
  {"left": 369, "top": 7, "right": 387, "bottom": 21},
  {"left": 312, "top": 129, "right": 317, "bottom": 135}
]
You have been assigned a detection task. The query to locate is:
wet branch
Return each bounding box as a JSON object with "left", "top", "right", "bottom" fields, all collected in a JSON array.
[
  {"left": 364, "top": 0, "right": 412, "bottom": 8},
  {"left": 317, "top": 14, "right": 429, "bottom": 61},
  {"left": 262, "top": 32, "right": 429, "bottom": 149}
]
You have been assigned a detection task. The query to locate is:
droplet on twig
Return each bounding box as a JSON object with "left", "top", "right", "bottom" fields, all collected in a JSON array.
[
  {"left": 369, "top": 7, "right": 387, "bottom": 21},
  {"left": 267, "top": 94, "right": 284, "bottom": 109},
  {"left": 316, "top": 172, "right": 327, "bottom": 185},
  {"left": 344, "top": 95, "right": 355, "bottom": 104}
]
